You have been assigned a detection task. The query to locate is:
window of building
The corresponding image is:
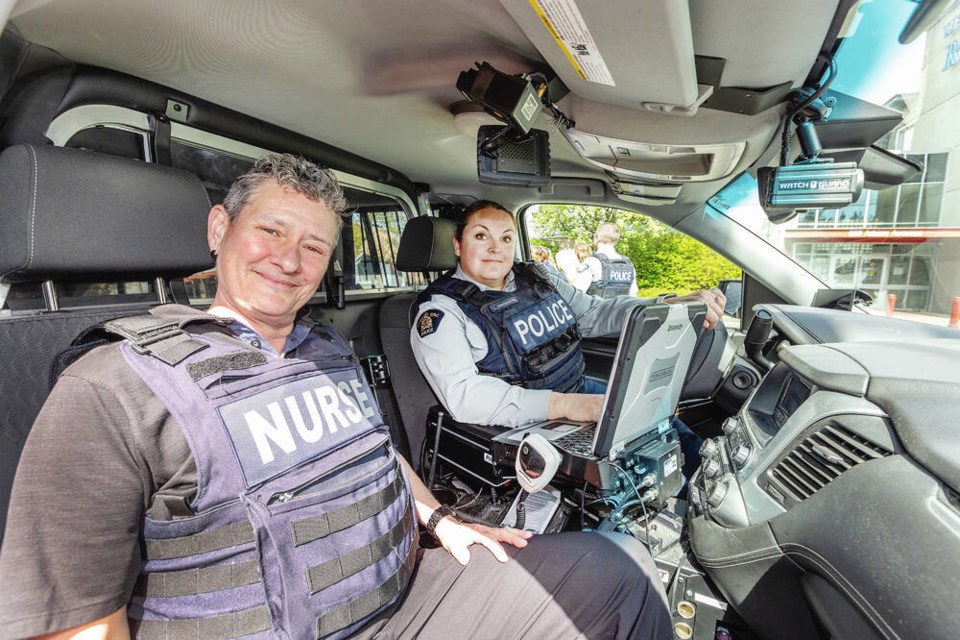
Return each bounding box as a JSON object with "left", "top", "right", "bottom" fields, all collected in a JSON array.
[
  {"left": 796, "top": 152, "right": 947, "bottom": 230},
  {"left": 790, "top": 242, "right": 937, "bottom": 312}
]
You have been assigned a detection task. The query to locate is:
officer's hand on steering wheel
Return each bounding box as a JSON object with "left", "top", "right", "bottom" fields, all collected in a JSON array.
[{"left": 668, "top": 289, "right": 726, "bottom": 331}]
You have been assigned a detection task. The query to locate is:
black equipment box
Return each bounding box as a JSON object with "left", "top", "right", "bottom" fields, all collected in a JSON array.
[
  {"left": 425, "top": 405, "right": 514, "bottom": 489},
  {"left": 493, "top": 424, "right": 681, "bottom": 499},
  {"left": 626, "top": 438, "right": 683, "bottom": 509}
]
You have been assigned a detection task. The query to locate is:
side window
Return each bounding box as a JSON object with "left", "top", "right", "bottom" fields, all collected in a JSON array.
[
  {"left": 345, "top": 206, "right": 425, "bottom": 292},
  {"left": 27, "top": 109, "right": 423, "bottom": 311},
  {"left": 170, "top": 140, "right": 254, "bottom": 205},
  {"left": 66, "top": 125, "right": 148, "bottom": 160},
  {"left": 522, "top": 204, "right": 741, "bottom": 298},
  {"left": 4, "top": 279, "right": 159, "bottom": 312},
  {"left": 175, "top": 143, "right": 255, "bottom": 305}
]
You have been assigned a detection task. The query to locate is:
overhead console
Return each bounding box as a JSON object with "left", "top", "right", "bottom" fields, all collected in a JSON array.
[{"left": 563, "top": 129, "right": 746, "bottom": 184}]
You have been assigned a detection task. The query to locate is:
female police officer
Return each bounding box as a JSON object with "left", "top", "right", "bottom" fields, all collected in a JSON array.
[
  {"left": 0, "top": 159, "right": 672, "bottom": 639},
  {"left": 410, "top": 200, "right": 726, "bottom": 429}
]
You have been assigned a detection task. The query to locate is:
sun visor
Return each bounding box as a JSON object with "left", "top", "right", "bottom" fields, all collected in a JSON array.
[
  {"left": 820, "top": 145, "right": 922, "bottom": 190},
  {"left": 813, "top": 90, "right": 904, "bottom": 149},
  {"left": 500, "top": 0, "right": 700, "bottom": 111}
]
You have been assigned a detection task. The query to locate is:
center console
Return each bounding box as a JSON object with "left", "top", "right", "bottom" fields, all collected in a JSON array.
[
  {"left": 685, "top": 341, "right": 906, "bottom": 640},
  {"left": 689, "top": 343, "right": 890, "bottom": 530}
]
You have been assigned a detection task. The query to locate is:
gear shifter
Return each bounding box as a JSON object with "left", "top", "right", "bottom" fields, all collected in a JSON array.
[
  {"left": 514, "top": 434, "right": 561, "bottom": 530},
  {"left": 744, "top": 309, "right": 775, "bottom": 371}
]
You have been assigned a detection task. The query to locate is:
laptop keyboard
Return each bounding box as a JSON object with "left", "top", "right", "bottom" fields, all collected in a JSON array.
[{"left": 552, "top": 426, "right": 596, "bottom": 457}]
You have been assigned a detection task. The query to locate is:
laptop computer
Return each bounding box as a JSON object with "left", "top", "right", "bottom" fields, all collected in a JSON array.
[{"left": 492, "top": 302, "right": 705, "bottom": 488}]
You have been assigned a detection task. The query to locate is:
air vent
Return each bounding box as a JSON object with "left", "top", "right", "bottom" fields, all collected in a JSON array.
[{"left": 768, "top": 423, "right": 890, "bottom": 503}]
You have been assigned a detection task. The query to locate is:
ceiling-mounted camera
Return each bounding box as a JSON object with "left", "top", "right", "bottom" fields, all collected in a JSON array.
[
  {"left": 759, "top": 60, "right": 865, "bottom": 223},
  {"left": 457, "top": 62, "right": 553, "bottom": 186},
  {"left": 457, "top": 62, "right": 544, "bottom": 135}
]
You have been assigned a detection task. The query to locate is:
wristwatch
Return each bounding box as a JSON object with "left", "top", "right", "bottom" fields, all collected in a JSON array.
[{"left": 425, "top": 504, "right": 460, "bottom": 538}]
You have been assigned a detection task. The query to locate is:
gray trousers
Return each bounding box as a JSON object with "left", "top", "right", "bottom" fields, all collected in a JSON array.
[{"left": 357, "top": 531, "right": 673, "bottom": 640}]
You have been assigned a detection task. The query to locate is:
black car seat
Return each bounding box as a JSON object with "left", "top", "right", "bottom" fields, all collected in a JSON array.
[
  {"left": 0, "top": 144, "right": 212, "bottom": 544},
  {"left": 379, "top": 216, "right": 457, "bottom": 473},
  {"left": 385, "top": 216, "right": 520, "bottom": 490}
]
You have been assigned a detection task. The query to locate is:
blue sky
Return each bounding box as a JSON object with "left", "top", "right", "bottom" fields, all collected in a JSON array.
[{"left": 831, "top": 0, "right": 925, "bottom": 105}]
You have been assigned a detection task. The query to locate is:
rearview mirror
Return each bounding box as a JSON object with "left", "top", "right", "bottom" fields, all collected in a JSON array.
[{"left": 820, "top": 145, "right": 922, "bottom": 190}]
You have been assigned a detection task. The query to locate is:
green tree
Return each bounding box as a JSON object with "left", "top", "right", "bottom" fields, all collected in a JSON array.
[
  {"left": 622, "top": 227, "right": 740, "bottom": 295},
  {"left": 529, "top": 205, "right": 653, "bottom": 252},
  {"left": 528, "top": 204, "right": 740, "bottom": 296}
]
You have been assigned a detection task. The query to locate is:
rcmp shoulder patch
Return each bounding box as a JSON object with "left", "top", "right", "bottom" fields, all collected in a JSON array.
[{"left": 417, "top": 310, "right": 444, "bottom": 337}]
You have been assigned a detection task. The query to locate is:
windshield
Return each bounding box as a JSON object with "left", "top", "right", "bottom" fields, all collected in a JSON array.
[{"left": 715, "top": 0, "right": 958, "bottom": 326}]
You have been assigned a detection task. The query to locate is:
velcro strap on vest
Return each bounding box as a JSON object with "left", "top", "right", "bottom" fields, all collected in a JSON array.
[
  {"left": 144, "top": 521, "right": 255, "bottom": 561},
  {"left": 134, "top": 559, "right": 261, "bottom": 597},
  {"left": 133, "top": 605, "right": 271, "bottom": 640},
  {"left": 186, "top": 350, "right": 268, "bottom": 381},
  {"left": 316, "top": 539, "right": 418, "bottom": 638},
  {"left": 105, "top": 315, "right": 207, "bottom": 366},
  {"left": 307, "top": 508, "right": 413, "bottom": 594},
  {"left": 291, "top": 473, "right": 404, "bottom": 546}
]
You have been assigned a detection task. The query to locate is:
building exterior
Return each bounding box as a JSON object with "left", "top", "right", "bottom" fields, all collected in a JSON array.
[{"left": 784, "top": 4, "right": 960, "bottom": 315}]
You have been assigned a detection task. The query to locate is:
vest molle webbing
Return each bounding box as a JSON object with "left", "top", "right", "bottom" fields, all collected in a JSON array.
[
  {"left": 106, "top": 307, "right": 417, "bottom": 640},
  {"left": 420, "top": 264, "right": 585, "bottom": 393}
]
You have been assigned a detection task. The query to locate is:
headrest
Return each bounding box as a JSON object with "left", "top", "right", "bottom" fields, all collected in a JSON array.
[
  {"left": 0, "top": 144, "right": 213, "bottom": 283},
  {"left": 395, "top": 216, "right": 458, "bottom": 272}
]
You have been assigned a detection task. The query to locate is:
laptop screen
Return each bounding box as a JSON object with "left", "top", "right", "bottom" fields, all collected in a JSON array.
[{"left": 592, "top": 302, "right": 705, "bottom": 459}]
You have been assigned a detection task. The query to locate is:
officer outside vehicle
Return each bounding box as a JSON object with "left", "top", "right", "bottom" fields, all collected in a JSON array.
[
  {"left": 583, "top": 222, "right": 639, "bottom": 298},
  {"left": 0, "top": 156, "right": 674, "bottom": 640},
  {"left": 531, "top": 244, "right": 562, "bottom": 280}
]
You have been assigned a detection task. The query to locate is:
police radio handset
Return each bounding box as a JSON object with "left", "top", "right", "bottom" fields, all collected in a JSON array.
[
  {"left": 517, "top": 434, "right": 561, "bottom": 492},
  {"left": 514, "top": 434, "right": 561, "bottom": 530}
]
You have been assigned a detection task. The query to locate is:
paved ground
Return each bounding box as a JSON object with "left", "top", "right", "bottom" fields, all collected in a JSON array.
[{"left": 861, "top": 307, "right": 959, "bottom": 328}]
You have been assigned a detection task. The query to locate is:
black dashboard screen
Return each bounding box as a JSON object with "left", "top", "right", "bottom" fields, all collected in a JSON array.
[{"left": 774, "top": 374, "right": 812, "bottom": 427}]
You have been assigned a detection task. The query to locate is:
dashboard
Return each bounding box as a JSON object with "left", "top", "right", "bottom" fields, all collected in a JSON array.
[{"left": 686, "top": 305, "right": 960, "bottom": 640}]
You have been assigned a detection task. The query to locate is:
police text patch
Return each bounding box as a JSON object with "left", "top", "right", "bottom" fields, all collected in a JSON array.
[{"left": 417, "top": 310, "right": 444, "bottom": 337}]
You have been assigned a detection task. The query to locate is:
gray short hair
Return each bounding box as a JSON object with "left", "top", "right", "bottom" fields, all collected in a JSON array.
[{"left": 222, "top": 153, "right": 347, "bottom": 234}]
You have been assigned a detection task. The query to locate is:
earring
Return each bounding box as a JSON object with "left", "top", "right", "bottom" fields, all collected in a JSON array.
[{"left": 210, "top": 248, "right": 218, "bottom": 262}]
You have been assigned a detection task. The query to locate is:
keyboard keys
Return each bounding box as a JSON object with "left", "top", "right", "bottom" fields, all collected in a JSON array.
[{"left": 553, "top": 427, "right": 595, "bottom": 456}]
